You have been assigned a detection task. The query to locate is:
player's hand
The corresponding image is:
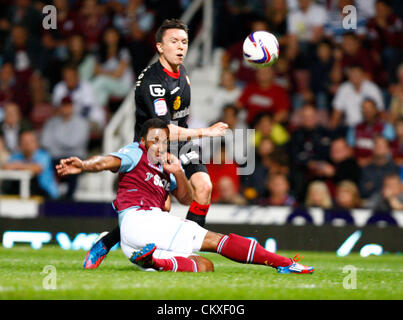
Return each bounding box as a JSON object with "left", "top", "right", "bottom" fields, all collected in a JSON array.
[
  {"left": 205, "top": 122, "right": 228, "bottom": 137},
  {"left": 162, "top": 153, "right": 182, "bottom": 175},
  {"left": 56, "top": 157, "right": 84, "bottom": 176}
]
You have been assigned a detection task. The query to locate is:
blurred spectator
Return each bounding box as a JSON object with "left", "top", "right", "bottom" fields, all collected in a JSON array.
[
  {"left": 51, "top": 0, "right": 78, "bottom": 41},
  {"left": 259, "top": 173, "right": 296, "bottom": 207},
  {"left": 290, "top": 103, "right": 332, "bottom": 201},
  {"left": 0, "top": 62, "right": 16, "bottom": 106},
  {"left": 2, "top": 24, "right": 42, "bottom": 113},
  {"left": 286, "top": 0, "right": 327, "bottom": 66},
  {"left": 369, "top": 173, "right": 403, "bottom": 211},
  {"left": 3, "top": 24, "right": 41, "bottom": 72},
  {"left": 221, "top": 104, "right": 246, "bottom": 131},
  {"left": 369, "top": 174, "right": 403, "bottom": 212},
  {"left": 0, "top": 102, "right": 32, "bottom": 153},
  {"left": 41, "top": 96, "right": 89, "bottom": 199},
  {"left": 367, "top": 0, "right": 403, "bottom": 83},
  {"left": 52, "top": 64, "right": 105, "bottom": 130},
  {"left": 0, "top": 136, "right": 10, "bottom": 167},
  {"left": 206, "top": 145, "right": 240, "bottom": 204},
  {"left": 347, "top": 98, "right": 395, "bottom": 166},
  {"left": 338, "top": 32, "right": 386, "bottom": 87},
  {"left": 253, "top": 113, "right": 290, "bottom": 147},
  {"left": 111, "top": 0, "right": 155, "bottom": 37},
  {"left": 391, "top": 118, "right": 403, "bottom": 165},
  {"left": 64, "top": 34, "right": 96, "bottom": 82},
  {"left": 75, "top": 0, "right": 109, "bottom": 52},
  {"left": 273, "top": 56, "right": 292, "bottom": 90},
  {"left": 1, "top": 0, "right": 43, "bottom": 40},
  {"left": 309, "top": 40, "right": 334, "bottom": 110},
  {"left": 305, "top": 180, "right": 333, "bottom": 209},
  {"left": 334, "top": 180, "right": 362, "bottom": 210},
  {"left": 330, "top": 65, "right": 384, "bottom": 129},
  {"left": 388, "top": 63, "right": 403, "bottom": 123},
  {"left": 92, "top": 27, "right": 133, "bottom": 111},
  {"left": 215, "top": 176, "right": 247, "bottom": 206},
  {"left": 127, "top": 17, "right": 155, "bottom": 77},
  {"left": 324, "top": 0, "right": 367, "bottom": 44},
  {"left": 242, "top": 136, "right": 289, "bottom": 203},
  {"left": 265, "top": 0, "right": 289, "bottom": 47},
  {"left": 309, "top": 138, "right": 360, "bottom": 192},
  {"left": 206, "top": 70, "right": 243, "bottom": 124},
  {"left": 41, "top": 96, "right": 90, "bottom": 160},
  {"left": 28, "top": 73, "right": 54, "bottom": 131},
  {"left": 359, "top": 136, "right": 399, "bottom": 199},
  {"left": 201, "top": 104, "right": 248, "bottom": 164},
  {"left": 237, "top": 67, "right": 291, "bottom": 125},
  {"left": 221, "top": 19, "right": 268, "bottom": 84},
  {"left": 1, "top": 130, "right": 59, "bottom": 199}
]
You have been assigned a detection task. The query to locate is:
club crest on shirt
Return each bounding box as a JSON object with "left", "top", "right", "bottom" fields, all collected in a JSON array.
[
  {"left": 173, "top": 96, "right": 181, "bottom": 110},
  {"left": 154, "top": 98, "right": 168, "bottom": 116}
]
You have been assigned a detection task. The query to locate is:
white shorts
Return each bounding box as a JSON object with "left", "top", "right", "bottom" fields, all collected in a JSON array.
[{"left": 120, "top": 207, "right": 208, "bottom": 261}]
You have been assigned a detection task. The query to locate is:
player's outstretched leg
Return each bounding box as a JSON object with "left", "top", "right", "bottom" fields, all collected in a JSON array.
[
  {"left": 83, "top": 227, "right": 120, "bottom": 269},
  {"left": 203, "top": 232, "right": 314, "bottom": 274},
  {"left": 130, "top": 243, "right": 214, "bottom": 272}
]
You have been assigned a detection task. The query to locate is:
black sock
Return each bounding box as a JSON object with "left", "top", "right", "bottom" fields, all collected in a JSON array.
[
  {"left": 186, "top": 212, "right": 206, "bottom": 227},
  {"left": 102, "top": 226, "right": 121, "bottom": 250},
  {"left": 185, "top": 201, "right": 210, "bottom": 227}
]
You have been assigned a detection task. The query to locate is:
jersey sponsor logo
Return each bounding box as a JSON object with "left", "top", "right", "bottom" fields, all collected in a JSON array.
[
  {"left": 170, "top": 87, "right": 180, "bottom": 95},
  {"left": 173, "top": 96, "right": 181, "bottom": 110},
  {"left": 154, "top": 98, "right": 168, "bottom": 116},
  {"left": 145, "top": 171, "right": 170, "bottom": 191},
  {"left": 149, "top": 84, "right": 166, "bottom": 97},
  {"left": 172, "top": 107, "right": 189, "bottom": 120}
]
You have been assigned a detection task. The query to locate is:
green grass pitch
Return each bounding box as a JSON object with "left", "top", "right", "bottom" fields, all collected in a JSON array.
[{"left": 0, "top": 245, "right": 402, "bottom": 299}]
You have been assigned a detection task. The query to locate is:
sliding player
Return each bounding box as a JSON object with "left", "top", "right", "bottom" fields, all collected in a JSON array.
[
  {"left": 83, "top": 19, "right": 228, "bottom": 269},
  {"left": 56, "top": 118, "right": 314, "bottom": 274}
]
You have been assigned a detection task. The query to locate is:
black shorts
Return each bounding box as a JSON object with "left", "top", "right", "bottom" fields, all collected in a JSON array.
[
  {"left": 173, "top": 141, "right": 208, "bottom": 179},
  {"left": 184, "top": 162, "right": 208, "bottom": 180}
]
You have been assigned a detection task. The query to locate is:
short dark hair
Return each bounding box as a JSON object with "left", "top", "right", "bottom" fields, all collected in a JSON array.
[
  {"left": 140, "top": 118, "right": 169, "bottom": 140},
  {"left": 155, "top": 19, "right": 189, "bottom": 43}
]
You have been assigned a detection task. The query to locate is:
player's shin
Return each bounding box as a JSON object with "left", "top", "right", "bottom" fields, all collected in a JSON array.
[{"left": 216, "top": 233, "right": 292, "bottom": 268}]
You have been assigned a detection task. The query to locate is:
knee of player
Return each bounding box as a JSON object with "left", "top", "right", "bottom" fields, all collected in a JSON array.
[
  {"left": 198, "top": 258, "right": 214, "bottom": 272},
  {"left": 194, "top": 180, "right": 212, "bottom": 200}
]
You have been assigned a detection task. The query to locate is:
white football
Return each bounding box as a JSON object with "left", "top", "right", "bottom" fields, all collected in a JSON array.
[{"left": 243, "top": 31, "right": 279, "bottom": 68}]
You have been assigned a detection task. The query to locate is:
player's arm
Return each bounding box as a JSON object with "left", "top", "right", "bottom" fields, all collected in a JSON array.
[
  {"left": 56, "top": 155, "right": 121, "bottom": 177},
  {"left": 163, "top": 153, "right": 193, "bottom": 205},
  {"left": 168, "top": 122, "right": 228, "bottom": 141}
]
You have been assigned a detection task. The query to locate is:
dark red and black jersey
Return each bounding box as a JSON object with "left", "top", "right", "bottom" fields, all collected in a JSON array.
[{"left": 134, "top": 60, "right": 191, "bottom": 142}]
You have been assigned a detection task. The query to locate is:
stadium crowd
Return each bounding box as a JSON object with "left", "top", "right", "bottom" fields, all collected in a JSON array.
[{"left": 0, "top": 0, "right": 402, "bottom": 213}]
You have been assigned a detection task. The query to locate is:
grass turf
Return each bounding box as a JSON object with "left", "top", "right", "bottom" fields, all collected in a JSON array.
[{"left": 0, "top": 245, "right": 402, "bottom": 300}]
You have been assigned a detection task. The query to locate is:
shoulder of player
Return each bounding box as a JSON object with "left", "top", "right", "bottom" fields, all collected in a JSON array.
[
  {"left": 135, "top": 63, "right": 164, "bottom": 87},
  {"left": 116, "top": 142, "right": 144, "bottom": 155}
]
